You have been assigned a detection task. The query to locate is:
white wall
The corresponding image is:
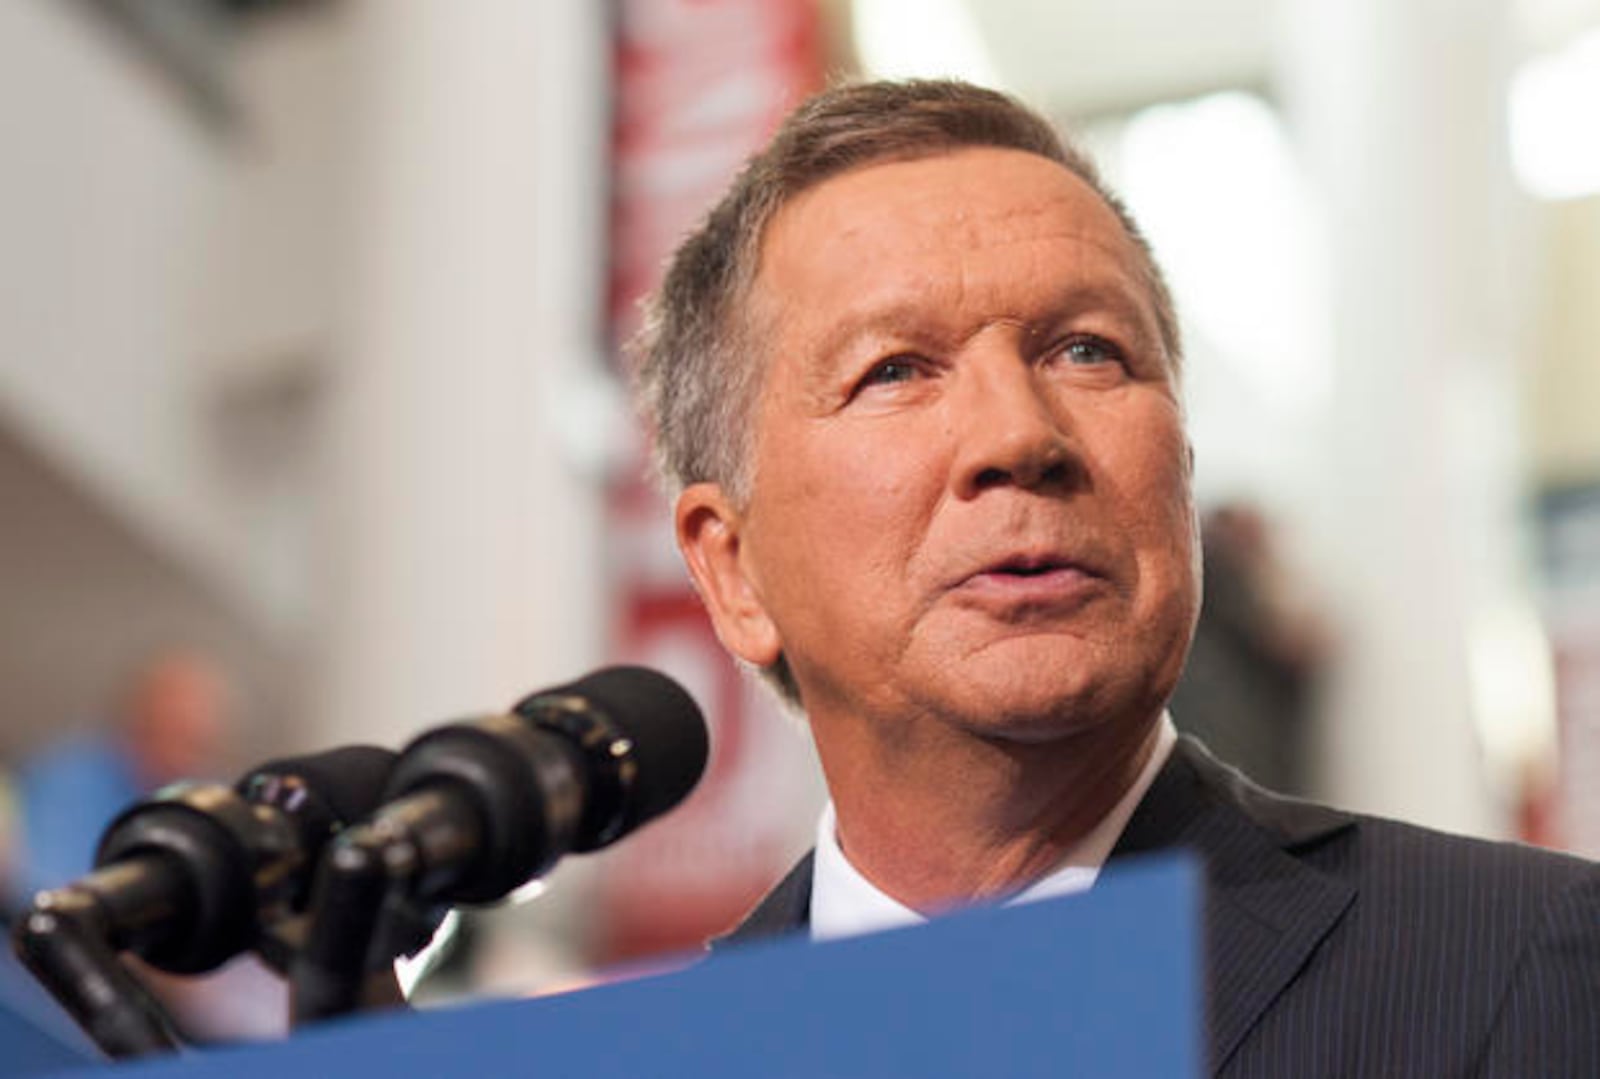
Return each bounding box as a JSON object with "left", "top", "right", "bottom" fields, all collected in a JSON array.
[
  {"left": 310, "top": 0, "right": 615, "bottom": 748},
  {"left": 0, "top": 1, "right": 246, "bottom": 610}
]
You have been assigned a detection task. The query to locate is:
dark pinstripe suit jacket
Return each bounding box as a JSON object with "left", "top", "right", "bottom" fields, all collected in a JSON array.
[{"left": 715, "top": 737, "right": 1600, "bottom": 1077}]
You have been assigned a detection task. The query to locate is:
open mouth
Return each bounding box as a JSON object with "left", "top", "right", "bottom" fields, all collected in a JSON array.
[{"left": 990, "top": 557, "right": 1078, "bottom": 578}]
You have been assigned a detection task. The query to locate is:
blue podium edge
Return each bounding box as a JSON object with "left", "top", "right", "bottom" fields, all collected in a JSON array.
[{"left": 52, "top": 851, "right": 1200, "bottom": 1078}]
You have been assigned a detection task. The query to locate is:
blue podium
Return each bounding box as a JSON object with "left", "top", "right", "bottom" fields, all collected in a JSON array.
[{"left": 35, "top": 854, "right": 1199, "bottom": 1078}]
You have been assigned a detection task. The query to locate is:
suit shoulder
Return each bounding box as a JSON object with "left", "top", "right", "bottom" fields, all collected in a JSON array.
[
  {"left": 1180, "top": 736, "right": 1600, "bottom": 932},
  {"left": 1341, "top": 812, "right": 1596, "bottom": 884},
  {"left": 1306, "top": 809, "right": 1600, "bottom": 941},
  {"left": 1181, "top": 736, "right": 1597, "bottom": 894}
]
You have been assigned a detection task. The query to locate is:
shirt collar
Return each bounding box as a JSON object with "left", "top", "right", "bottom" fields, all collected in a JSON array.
[{"left": 810, "top": 713, "right": 1178, "bottom": 942}]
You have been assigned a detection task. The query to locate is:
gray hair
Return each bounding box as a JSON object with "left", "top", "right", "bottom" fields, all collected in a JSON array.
[{"left": 632, "top": 78, "right": 1182, "bottom": 703}]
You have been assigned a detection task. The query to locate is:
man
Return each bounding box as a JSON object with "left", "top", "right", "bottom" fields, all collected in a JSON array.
[{"left": 635, "top": 80, "right": 1600, "bottom": 1076}]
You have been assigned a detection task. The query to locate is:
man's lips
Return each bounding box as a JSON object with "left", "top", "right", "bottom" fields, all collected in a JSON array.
[
  {"left": 952, "top": 552, "right": 1111, "bottom": 605},
  {"left": 966, "top": 548, "right": 1109, "bottom": 579}
]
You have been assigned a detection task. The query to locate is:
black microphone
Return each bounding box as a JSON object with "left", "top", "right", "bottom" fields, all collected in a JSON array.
[
  {"left": 357, "top": 665, "right": 708, "bottom": 905},
  {"left": 291, "top": 667, "right": 708, "bottom": 1024},
  {"left": 11, "top": 745, "right": 398, "bottom": 1059},
  {"left": 93, "top": 745, "right": 398, "bottom": 972}
]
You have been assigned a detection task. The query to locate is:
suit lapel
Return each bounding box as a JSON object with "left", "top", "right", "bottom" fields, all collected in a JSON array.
[
  {"left": 1113, "top": 738, "right": 1358, "bottom": 1073},
  {"left": 711, "top": 851, "right": 814, "bottom": 949}
]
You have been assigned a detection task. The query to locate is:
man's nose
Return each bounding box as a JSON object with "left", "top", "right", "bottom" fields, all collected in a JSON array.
[{"left": 948, "top": 355, "right": 1081, "bottom": 499}]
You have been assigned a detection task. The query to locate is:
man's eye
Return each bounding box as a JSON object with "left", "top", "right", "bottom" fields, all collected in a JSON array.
[
  {"left": 1057, "top": 335, "right": 1124, "bottom": 366},
  {"left": 861, "top": 358, "right": 920, "bottom": 386}
]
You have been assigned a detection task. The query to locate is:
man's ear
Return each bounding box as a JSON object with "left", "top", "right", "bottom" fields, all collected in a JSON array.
[{"left": 675, "top": 483, "right": 783, "bottom": 668}]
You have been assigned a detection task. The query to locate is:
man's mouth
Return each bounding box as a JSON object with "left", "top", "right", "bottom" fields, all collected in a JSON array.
[
  {"left": 981, "top": 551, "right": 1103, "bottom": 579},
  {"left": 990, "top": 557, "right": 1073, "bottom": 578},
  {"left": 957, "top": 553, "right": 1107, "bottom": 606}
]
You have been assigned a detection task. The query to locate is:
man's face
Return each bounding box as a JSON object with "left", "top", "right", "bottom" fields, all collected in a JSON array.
[{"left": 678, "top": 147, "right": 1200, "bottom": 744}]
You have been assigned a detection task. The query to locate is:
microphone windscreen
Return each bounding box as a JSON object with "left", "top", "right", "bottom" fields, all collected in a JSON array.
[
  {"left": 239, "top": 744, "right": 398, "bottom": 826},
  {"left": 550, "top": 666, "right": 709, "bottom": 826}
]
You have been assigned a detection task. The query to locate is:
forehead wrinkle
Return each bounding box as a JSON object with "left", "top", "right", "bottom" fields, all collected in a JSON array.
[
  {"left": 802, "top": 267, "right": 1158, "bottom": 371},
  {"left": 752, "top": 150, "right": 1168, "bottom": 402},
  {"left": 838, "top": 264, "right": 1152, "bottom": 340},
  {"left": 832, "top": 231, "right": 1152, "bottom": 347}
]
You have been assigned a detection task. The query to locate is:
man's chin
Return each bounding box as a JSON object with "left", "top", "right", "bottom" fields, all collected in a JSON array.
[
  {"left": 899, "top": 639, "right": 1170, "bottom": 743},
  {"left": 911, "top": 677, "right": 1132, "bottom": 746},
  {"left": 933, "top": 619, "right": 1185, "bottom": 728}
]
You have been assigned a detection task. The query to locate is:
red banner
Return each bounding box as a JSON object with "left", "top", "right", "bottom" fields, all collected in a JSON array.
[{"left": 599, "top": 0, "right": 824, "bottom": 963}]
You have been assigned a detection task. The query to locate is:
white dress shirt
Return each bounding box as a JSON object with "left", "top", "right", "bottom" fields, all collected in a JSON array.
[{"left": 810, "top": 714, "right": 1178, "bottom": 941}]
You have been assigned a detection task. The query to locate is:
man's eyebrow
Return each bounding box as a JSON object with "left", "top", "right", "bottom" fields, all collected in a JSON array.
[
  {"left": 809, "top": 302, "right": 940, "bottom": 365},
  {"left": 1039, "top": 282, "right": 1161, "bottom": 340},
  {"left": 810, "top": 279, "right": 1160, "bottom": 362}
]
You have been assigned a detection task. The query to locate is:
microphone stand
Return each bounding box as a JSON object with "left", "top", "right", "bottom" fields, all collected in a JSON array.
[
  {"left": 11, "top": 881, "right": 183, "bottom": 1059},
  {"left": 290, "top": 791, "right": 465, "bottom": 1026}
]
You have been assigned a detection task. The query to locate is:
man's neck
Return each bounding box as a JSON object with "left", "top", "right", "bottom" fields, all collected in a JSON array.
[{"left": 812, "top": 710, "right": 1168, "bottom": 915}]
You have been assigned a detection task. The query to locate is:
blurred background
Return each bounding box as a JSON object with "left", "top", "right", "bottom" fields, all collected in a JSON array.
[{"left": 0, "top": 0, "right": 1597, "bottom": 1036}]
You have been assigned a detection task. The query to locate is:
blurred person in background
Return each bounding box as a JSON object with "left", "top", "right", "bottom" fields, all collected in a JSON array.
[
  {"left": 638, "top": 78, "right": 1600, "bottom": 1075},
  {"left": 1169, "top": 502, "right": 1330, "bottom": 795},
  {"left": 4, "top": 649, "right": 286, "bottom": 1042},
  {"left": 8, "top": 649, "right": 229, "bottom": 905}
]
